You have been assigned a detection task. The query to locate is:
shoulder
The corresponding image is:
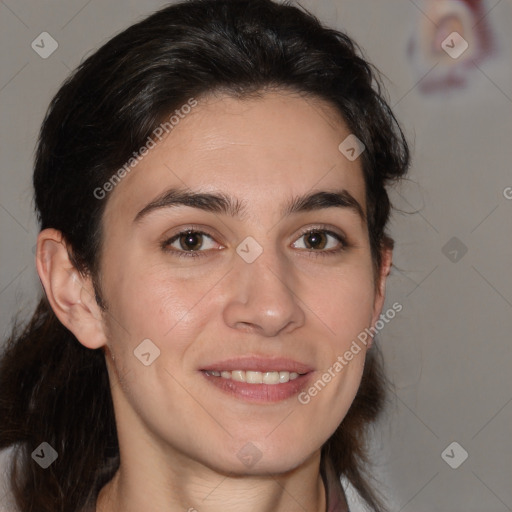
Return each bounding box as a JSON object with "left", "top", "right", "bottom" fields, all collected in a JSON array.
[{"left": 0, "top": 446, "right": 17, "bottom": 512}]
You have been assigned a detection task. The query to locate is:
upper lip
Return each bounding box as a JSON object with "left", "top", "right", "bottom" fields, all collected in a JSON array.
[{"left": 200, "top": 356, "right": 314, "bottom": 374}]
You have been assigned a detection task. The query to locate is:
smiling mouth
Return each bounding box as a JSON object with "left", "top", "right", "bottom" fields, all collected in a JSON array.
[{"left": 203, "top": 369, "right": 305, "bottom": 384}]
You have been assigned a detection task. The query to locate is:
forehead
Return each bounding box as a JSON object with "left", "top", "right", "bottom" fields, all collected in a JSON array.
[{"left": 103, "top": 90, "right": 366, "bottom": 224}]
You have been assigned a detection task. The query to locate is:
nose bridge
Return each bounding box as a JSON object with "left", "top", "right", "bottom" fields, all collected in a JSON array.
[
  {"left": 223, "top": 237, "right": 305, "bottom": 336},
  {"left": 238, "top": 240, "right": 293, "bottom": 306},
  {"left": 248, "top": 253, "right": 289, "bottom": 301}
]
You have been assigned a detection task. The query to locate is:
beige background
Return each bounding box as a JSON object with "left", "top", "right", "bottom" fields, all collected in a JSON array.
[{"left": 1, "top": 0, "right": 511, "bottom": 510}]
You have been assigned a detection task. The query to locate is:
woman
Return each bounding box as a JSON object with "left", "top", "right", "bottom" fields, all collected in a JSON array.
[{"left": 0, "top": 1, "right": 409, "bottom": 511}]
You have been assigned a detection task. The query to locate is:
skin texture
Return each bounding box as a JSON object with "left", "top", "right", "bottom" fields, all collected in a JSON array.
[{"left": 36, "top": 90, "right": 392, "bottom": 512}]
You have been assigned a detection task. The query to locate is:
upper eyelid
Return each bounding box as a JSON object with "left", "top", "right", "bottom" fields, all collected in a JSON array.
[
  {"left": 164, "top": 229, "right": 219, "bottom": 246},
  {"left": 295, "top": 226, "right": 345, "bottom": 239},
  {"left": 163, "top": 225, "right": 220, "bottom": 242}
]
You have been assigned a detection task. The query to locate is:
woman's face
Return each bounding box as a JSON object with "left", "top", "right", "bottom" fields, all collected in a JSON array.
[{"left": 97, "top": 90, "right": 388, "bottom": 475}]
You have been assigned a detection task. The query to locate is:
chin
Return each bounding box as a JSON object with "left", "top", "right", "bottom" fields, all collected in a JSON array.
[{"left": 205, "top": 436, "right": 319, "bottom": 476}]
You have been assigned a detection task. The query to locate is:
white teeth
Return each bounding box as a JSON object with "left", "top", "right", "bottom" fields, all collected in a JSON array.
[
  {"left": 279, "top": 371, "right": 289, "bottom": 383},
  {"left": 246, "top": 371, "right": 263, "bottom": 384},
  {"left": 206, "top": 370, "right": 302, "bottom": 384},
  {"left": 263, "top": 371, "right": 280, "bottom": 384},
  {"left": 231, "top": 370, "right": 245, "bottom": 382}
]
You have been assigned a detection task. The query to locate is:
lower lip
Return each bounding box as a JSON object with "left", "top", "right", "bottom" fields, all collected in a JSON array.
[{"left": 200, "top": 371, "right": 313, "bottom": 403}]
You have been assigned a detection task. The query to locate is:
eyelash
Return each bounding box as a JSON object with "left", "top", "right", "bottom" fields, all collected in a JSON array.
[{"left": 161, "top": 226, "right": 348, "bottom": 259}]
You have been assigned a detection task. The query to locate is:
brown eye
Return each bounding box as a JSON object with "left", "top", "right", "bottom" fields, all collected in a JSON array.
[
  {"left": 292, "top": 229, "right": 345, "bottom": 253},
  {"left": 179, "top": 231, "right": 204, "bottom": 251},
  {"left": 304, "top": 231, "right": 328, "bottom": 250},
  {"left": 162, "top": 230, "right": 220, "bottom": 256}
]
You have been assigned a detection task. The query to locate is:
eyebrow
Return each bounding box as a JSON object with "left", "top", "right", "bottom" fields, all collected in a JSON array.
[{"left": 133, "top": 187, "right": 366, "bottom": 223}]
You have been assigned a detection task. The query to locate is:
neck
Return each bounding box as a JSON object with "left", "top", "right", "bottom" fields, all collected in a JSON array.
[{"left": 96, "top": 454, "right": 327, "bottom": 512}]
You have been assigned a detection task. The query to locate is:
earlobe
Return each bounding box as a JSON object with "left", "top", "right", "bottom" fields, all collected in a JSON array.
[{"left": 36, "top": 228, "right": 107, "bottom": 350}]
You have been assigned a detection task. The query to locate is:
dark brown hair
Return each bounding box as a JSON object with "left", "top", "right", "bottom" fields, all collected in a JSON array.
[{"left": 0, "top": 1, "right": 409, "bottom": 511}]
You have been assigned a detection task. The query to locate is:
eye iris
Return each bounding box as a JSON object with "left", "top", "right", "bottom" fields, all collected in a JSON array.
[
  {"left": 305, "top": 231, "right": 327, "bottom": 249},
  {"left": 180, "top": 232, "right": 203, "bottom": 251}
]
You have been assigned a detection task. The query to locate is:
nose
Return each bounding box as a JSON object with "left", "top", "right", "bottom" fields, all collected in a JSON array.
[{"left": 222, "top": 248, "right": 306, "bottom": 337}]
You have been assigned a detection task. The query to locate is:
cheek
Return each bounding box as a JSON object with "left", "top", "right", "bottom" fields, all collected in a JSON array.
[
  {"left": 297, "top": 261, "right": 375, "bottom": 407},
  {"left": 303, "top": 263, "right": 376, "bottom": 345},
  {"left": 102, "top": 259, "right": 223, "bottom": 352},
  {"left": 100, "top": 263, "right": 220, "bottom": 422},
  {"left": 294, "top": 268, "right": 374, "bottom": 440}
]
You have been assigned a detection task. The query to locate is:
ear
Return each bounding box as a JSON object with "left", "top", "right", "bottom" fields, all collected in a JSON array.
[
  {"left": 36, "top": 228, "right": 108, "bottom": 349},
  {"left": 367, "top": 244, "right": 393, "bottom": 349}
]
